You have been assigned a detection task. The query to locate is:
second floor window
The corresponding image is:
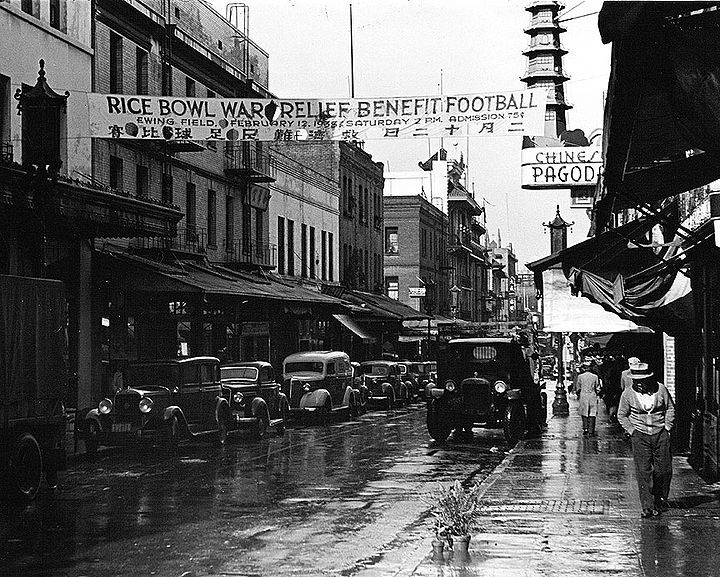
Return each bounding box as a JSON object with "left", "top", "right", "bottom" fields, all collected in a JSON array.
[
  {"left": 385, "top": 227, "right": 398, "bottom": 254},
  {"left": 110, "top": 32, "right": 123, "bottom": 93},
  {"left": 287, "top": 219, "right": 295, "bottom": 276},
  {"left": 136, "top": 48, "right": 148, "bottom": 95},
  {"left": 226, "top": 195, "right": 235, "bottom": 247},
  {"left": 109, "top": 156, "right": 123, "bottom": 190},
  {"left": 386, "top": 277, "right": 399, "bottom": 301},
  {"left": 207, "top": 190, "right": 217, "bottom": 246},
  {"left": 186, "top": 182, "right": 196, "bottom": 232},
  {"left": 135, "top": 164, "right": 148, "bottom": 197},
  {"left": 277, "top": 217, "right": 285, "bottom": 275},
  {"left": 186, "top": 77, "right": 195, "bottom": 97}
]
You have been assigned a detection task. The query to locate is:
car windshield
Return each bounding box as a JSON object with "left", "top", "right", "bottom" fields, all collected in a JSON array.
[
  {"left": 361, "top": 365, "right": 389, "bottom": 376},
  {"left": 128, "top": 363, "right": 179, "bottom": 387},
  {"left": 285, "top": 361, "right": 324, "bottom": 374},
  {"left": 398, "top": 365, "right": 407, "bottom": 374},
  {"left": 221, "top": 366, "right": 258, "bottom": 381},
  {"left": 409, "top": 363, "right": 425, "bottom": 373}
]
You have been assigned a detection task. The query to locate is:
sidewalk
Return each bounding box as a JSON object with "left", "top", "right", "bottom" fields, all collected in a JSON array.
[{"left": 409, "top": 393, "right": 720, "bottom": 577}]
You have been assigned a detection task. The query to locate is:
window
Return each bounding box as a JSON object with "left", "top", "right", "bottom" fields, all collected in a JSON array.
[
  {"left": 328, "top": 232, "right": 334, "bottom": 281},
  {"left": 309, "top": 226, "right": 316, "bottom": 279},
  {"left": 386, "top": 276, "right": 399, "bottom": 300},
  {"left": 174, "top": 6, "right": 180, "bottom": 18},
  {"left": 109, "top": 156, "right": 123, "bottom": 190},
  {"left": 321, "top": 230, "right": 327, "bottom": 281},
  {"left": 301, "top": 223, "right": 308, "bottom": 278},
  {"left": 287, "top": 219, "right": 295, "bottom": 276},
  {"left": 21, "top": 0, "right": 33, "bottom": 16},
  {"left": 363, "top": 187, "right": 369, "bottom": 225},
  {"left": 186, "top": 77, "right": 195, "bottom": 97},
  {"left": 421, "top": 228, "right": 427, "bottom": 257},
  {"left": 49, "top": 0, "right": 61, "bottom": 29},
  {"left": 135, "top": 164, "right": 148, "bottom": 197},
  {"left": 208, "top": 190, "right": 217, "bottom": 246},
  {"left": 385, "top": 227, "right": 399, "bottom": 254},
  {"left": 278, "top": 216, "right": 285, "bottom": 275},
  {"left": 136, "top": 48, "right": 148, "bottom": 95},
  {"left": 110, "top": 32, "right": 123, "bottom": 93},
  {"left": 255, "top": 208, "right": 263, "bottom": 257},
  {"left": 545, "top": 109, "right": 556, "bottom": 121},
  {"left": 186, "top": 182, "right": 196, "bottom": 233},
  {"left": 364, "top": 250, "right": 369, "bottom": 288},
  {"left": 162, "top": 172, "right": 173, "bottom": 204},
  {"left": 225, "top": 195, "right": 235, "bottom": 248}
]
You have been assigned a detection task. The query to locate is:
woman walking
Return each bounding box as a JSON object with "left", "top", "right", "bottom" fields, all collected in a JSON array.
[{"left": 576, "top": 361, "right": 601, "bottom": 436}]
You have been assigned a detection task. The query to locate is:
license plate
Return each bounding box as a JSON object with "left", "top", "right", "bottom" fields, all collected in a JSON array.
[{"left": 112, "top": 422, "right": 131, "bottom": 433}]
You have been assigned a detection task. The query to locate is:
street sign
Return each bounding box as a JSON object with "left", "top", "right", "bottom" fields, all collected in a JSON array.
[{"left": 409, "top": 287, "right": 426, "bottom": 298}]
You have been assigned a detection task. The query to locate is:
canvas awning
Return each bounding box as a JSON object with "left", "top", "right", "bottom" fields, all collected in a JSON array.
[
  {"left": 333, "top": 314, "right": 375, "bottom": 342},
  {"left": 596, "top": 2, "right": 720, "bottom": 226}
]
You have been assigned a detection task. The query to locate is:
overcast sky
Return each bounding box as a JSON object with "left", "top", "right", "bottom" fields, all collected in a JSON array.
[{"left": 210, "top": 0, "right": 611, "bottom": 269}]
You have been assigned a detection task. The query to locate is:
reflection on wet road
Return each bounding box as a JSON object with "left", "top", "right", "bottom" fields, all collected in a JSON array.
[{"left": 0, "top": 405, "right": 506, "bottom": 576}]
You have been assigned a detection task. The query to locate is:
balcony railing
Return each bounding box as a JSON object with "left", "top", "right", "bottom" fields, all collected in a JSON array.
[
  {"left": 225, "top": 238, "right": 276, "bottom": 269},
  {"left": 134, "top": 225, "right": 206, "bottom": 255},
  {"left": 224, "top": 142, "right": 275, "bottom": 182},
  {"left": 1, "top": 142, "right": 12, "bottom": 164}
]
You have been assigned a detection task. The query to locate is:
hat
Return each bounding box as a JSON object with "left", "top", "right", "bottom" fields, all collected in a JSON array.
[
  {"left": 627, "top": 356, "right": 641, "bottom": 367},
  {"left": 630, "top": 362, "right": 653, "bottom": 380}
]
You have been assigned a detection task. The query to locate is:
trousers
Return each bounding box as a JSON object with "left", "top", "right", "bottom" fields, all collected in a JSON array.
[{"left": 631, "top": 428, "right": 672, "bottom": 510}]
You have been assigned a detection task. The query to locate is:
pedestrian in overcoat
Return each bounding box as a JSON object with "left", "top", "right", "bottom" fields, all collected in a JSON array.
[
  {"left": 617, "top": 362, "right": 675, "bottom": 518},
  {"left": 576, "top": 361, "right": 601, "bottom": 437}
]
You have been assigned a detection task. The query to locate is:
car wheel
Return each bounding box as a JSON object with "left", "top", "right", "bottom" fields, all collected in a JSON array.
[
  {"left": 503, "top": 403, "right": 527, "bottom": 447},
  {"left": 217, "top": 410, "right": 229, "bottom": 446},
  {"left": 255, "top": 415, "right": 269, "bottom": 439},
  {"left": 85, "top": 421, "right": 100, "bottom": 459},
  {"left": 164, "top": 415, "right": 180, "bottom": 453},
  {"left": 6, "top": 433, "right": 43, "bottom": 501},
  {"left": 426, "top": 402, "right": 452, "bottom": 442}
]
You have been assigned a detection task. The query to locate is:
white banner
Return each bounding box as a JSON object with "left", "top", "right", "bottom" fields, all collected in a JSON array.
[
  {"left": 521, "top": 145, "right": 603, "bottom": 189},
  {"left": 87, "top": 89, "right": 547, "bottom": 142}
]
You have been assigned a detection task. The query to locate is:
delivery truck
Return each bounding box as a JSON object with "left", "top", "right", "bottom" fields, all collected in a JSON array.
[{"left": 1, "top": 274, "right": 68, "bottom": 500}]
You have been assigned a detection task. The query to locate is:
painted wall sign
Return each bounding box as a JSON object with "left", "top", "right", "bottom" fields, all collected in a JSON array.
[
  {"left": 408, "top": 287, "right": 426, "bottom": 298},
  {"left": 520, "top": 146, "right": 603, "bottom": 189},
  {"left": 87, "top": 89, "right": 547, "bottom": 142}
]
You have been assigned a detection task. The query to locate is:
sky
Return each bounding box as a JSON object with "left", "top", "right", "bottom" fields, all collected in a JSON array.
[{"left": 210, "top": 0, "right": 611, "bottom": 270}]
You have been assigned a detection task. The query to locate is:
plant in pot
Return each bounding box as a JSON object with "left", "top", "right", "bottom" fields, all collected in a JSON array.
[{"left": 430, "top": 480, "right": 483, "bottom": 557}]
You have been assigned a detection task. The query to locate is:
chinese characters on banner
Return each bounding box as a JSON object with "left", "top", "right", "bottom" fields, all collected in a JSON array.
[{"left": 87, "top": 89, "right": 548, "bottom": 142}]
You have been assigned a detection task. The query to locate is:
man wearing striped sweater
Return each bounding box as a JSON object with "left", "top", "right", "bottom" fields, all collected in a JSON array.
[{"left": 617, "top": 363, "right": 675, "bottom": 518}]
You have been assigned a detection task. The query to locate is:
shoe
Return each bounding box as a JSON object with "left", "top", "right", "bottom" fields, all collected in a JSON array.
[
  {"left": 655, "top": 498, "right": 670, "bottom": 512},
  {"left": 641, "top": 508, "right": 660, "bottom": 518}
]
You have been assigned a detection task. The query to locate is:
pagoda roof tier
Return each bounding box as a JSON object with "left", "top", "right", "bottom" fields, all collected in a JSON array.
[
  {"left": 523, "top": 45, "right": 568, "bottom": 57},
  {"left": 524, "top": 23, "right": 567, "bottom": 34},
  {"left": 521, "top": 69, "right": 570, "bottom": 82},
  {"left": 525, "top": 1, "right": 565, "bottom": 13}
]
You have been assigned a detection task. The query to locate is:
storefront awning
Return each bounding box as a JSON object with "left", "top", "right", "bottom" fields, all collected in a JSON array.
[
  {"left": 333, "top": 314, "right": 375, "bottom": 342},
  {"left": 597, "top": 3, "right": 720, "bottom": 225}
]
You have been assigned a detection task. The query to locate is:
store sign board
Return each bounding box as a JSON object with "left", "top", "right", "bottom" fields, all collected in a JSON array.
[
  {"left": 87, "top": 89, "right": 547, "bottom": 142},
  {"left": 521, "top": 146, "right": 603, "bottom": 189},
  {"left": 409, "top": 287, "right": 426, "bottom": 298}
]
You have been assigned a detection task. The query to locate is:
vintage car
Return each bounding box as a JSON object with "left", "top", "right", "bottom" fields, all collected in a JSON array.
[
  {"left": 358, "top": 360, "right": 409, "bottom": 409},
  {"left": 78, "top": 357, "right": 231, "bottom": 455},
  {"left": 396, "top": 361, "right": 419, "bottom": 401},
  {"left": 427, "top": 338, "right": 545, "bottom": 445},
  {"left": 282, "top": 351, "right": 361, "bottom": 421},
  {"left": 220, "top": 361, "right": 291, "bottom": 438}
]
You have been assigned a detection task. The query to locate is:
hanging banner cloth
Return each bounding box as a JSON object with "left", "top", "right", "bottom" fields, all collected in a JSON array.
[{"left": 86, "top": 88, "right": 547, "bottom": 142}]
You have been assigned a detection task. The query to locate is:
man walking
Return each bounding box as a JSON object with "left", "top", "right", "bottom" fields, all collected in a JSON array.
[
  {"left": 617, "top": 362, "right": 675, "bottom": 518},
  {"left": 620, "top": 356, "right": 641, "bottom": 390}
]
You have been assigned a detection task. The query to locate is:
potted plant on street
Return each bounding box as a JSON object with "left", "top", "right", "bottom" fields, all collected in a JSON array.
[{"left": 430, "top": 480, "right": 483, "bottom": 558}]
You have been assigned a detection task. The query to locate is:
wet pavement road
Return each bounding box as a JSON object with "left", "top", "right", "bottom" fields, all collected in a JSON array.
[{"left": 0, "top": 404, "right": 506, "bottom": 577}]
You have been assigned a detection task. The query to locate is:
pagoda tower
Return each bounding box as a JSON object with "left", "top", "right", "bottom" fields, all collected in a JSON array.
[{"left": 521, "top": 1, "right": 572, "bottom": 138}]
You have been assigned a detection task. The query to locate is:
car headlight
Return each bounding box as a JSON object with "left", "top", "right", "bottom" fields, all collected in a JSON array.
[
  {"left": 139, "top": 397, "right": 153, "bottom": 413},
  {"left": 494, "top": 380, "right": 508, "bottom": 394},
  {"left": 98, "top": 398, "right": 113, "bottom": 415},
  {"left": 233, "top": 392, "right": 244, "bottom": 404},
  {"left": 445, "top": 380, "right": 456, "bottom": 392},
  {"left": 303, "top": 383, "right": 311, "bottom": 392}
]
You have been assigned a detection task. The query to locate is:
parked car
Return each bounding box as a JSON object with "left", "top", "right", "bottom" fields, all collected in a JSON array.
[
  {"left": 282, "top": 351, "right": 361, "bottom": 421},
  {"left": 397, "top": 361, "right": 420, "bottom": 401},
  {"left": 220, "top": 361, "right": 290, "bottom": 438},
  {"left": 427, "top": 338, "right": 545, "bottom": 445},
  {"left": 358, "top": 360, "right": 409, "bottom": 409},
  {"left": 350, "top": 361, "right": 369, "bottom": 413},
  {"left": 78, "top": 357, "right": 231, "bottom": 455}
]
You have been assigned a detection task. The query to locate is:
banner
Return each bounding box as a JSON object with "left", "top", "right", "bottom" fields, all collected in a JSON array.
[
  {"left": 87, "top": 89, "right": 547, "bottom": 142},
  {"left": 521, "top": 145, "right": 603, "bottom": 189}
]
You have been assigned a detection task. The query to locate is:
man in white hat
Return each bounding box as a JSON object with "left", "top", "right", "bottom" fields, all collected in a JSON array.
[
  {"left": 620, "top": 356, "right": 641, "bottom": 390},
  {"left": 617, "top": 362, "right": 675, "bottom": 518}
]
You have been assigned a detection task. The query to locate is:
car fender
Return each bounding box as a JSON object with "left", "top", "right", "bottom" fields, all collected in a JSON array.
[
  {"left": 275, "top": 391, "right": 290, "bottom": 414},
  {"left": 215, "top": 397, "right": 230, "bottom": 422},
  {"left": 250, "top": 396, "right": 270, "bottom": 422},
  {"left": 381, "top": 382, "right": 394, "bottom": 398},
  {"left": 300, "top": 388, "right": 330, "bottom": 409},
  {"left": 163, "top": 406, "right": 189, "bottom": 433},
  {"left": 426, "top": 383, "right": 441, "bottom": 399},
  {"left": 342, "top": 386, "right": 356, "bottom": 408},
  {"left": 80, "top": 409, "right": 104, "bottom": 433}
]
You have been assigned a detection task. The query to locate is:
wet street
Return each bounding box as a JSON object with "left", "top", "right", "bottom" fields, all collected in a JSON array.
[{"left": 0, "top": 404, "right": 506, "bottom": 577}]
